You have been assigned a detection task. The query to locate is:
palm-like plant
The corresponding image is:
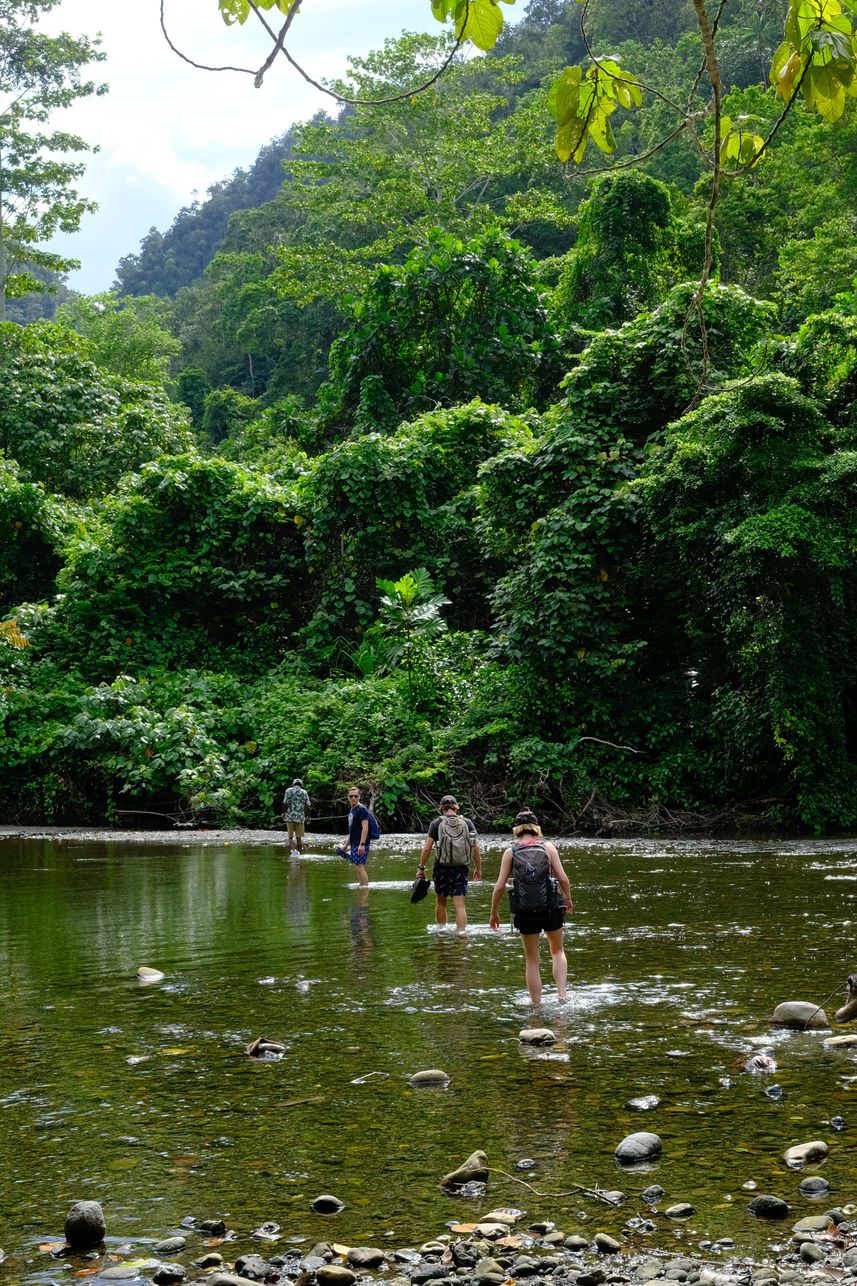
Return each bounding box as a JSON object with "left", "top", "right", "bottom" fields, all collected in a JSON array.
[{"left": 375, "top": 568, "right": 449, "bottom": 701}]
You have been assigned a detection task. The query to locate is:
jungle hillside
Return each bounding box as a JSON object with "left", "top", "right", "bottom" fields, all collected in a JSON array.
[{"left": 3, "top": 0, "right": 857, "bottom": 834}]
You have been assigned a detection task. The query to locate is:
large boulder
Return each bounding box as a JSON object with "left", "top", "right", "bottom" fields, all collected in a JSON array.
[
  {"left": 614, "top": 1132, "right": 662, "bottom": 1165},
  {"left": 771, "top": 1001, "right": 828, "bottom": 1029},
  {"left": 64, "top": 1200, "right": 106, "bottom": 1249}
]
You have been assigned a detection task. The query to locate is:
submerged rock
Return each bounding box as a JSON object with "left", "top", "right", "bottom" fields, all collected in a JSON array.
[
  {"left": 137, "top": 965, "right": 165, "bottom": 983},
  {"left": 748, "top": 1195, "right": 790, "bottom": 1219},
  {"left": 664, "top": 1202, "right": 695, "bottom": 1219},
  {"left": 784, "top": 1140, "right": 828, "bottom": 1168},
  {"left": 518, "top": 1028, "right": 557, "bottom": 1045},
  {"left": 441, "top": 1149, "right": 489, "bottom": 1188},
  {"left": 614, "top": 1132, "right": 662, "bottom": 1165},
  {"left": 408, "top": 1069, "right": 450, "bottom": 1087},
  {"left": 245, "top": 1036, "right": 287, "bottom": 1059},
  {"left": 64, "top": 1199, "right": 106, "bottom": 1249},
  {"left": 771, "top": 1001, "right": 828, "bottom": 1029},
  {"left": 799, "top": 1176, "right": 831, "bottom": 1196},
  {"left": 641, "top": 1185, "right": 665, "bottom": 1204},
  {"left": 312, "top": 1195, "right": 345, "bottom": 1213}
]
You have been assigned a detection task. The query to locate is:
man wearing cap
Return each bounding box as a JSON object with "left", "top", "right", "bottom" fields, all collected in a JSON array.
[
  {"left": 282, "top": 777, "right": 311, "bottom": 855},
  {"left": 416, "top": 795, "right": 481, "bottom": 932}
]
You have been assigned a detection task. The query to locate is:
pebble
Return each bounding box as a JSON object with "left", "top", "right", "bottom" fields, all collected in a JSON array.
[
  {"left": 346, "top": 1247, "right": 387, "bottom": 1269},
  {"left": 800, "top": 1243, "right": 825, "bottom": 1264},
  {"left": 593, "top": 1234, "right": 621, "bottom": 1254},
  {"left": 152, "top": 1267, "right": 186, "bottom": 1285},
  {"left": 409, "top": 1069, "right": 450, "bottom": 1087},
  {"left": 665, "top": 1203, "right": 695, "bottom": 1219},
  {"left": 614, "top": 1132, "right": 663, "bottom": 1165},
  {"left": 518, "top": 1028, "right": 557, "bottom": 1045},
  {"left": 799, "top": 1177, "right": 830, "bottom": 1197},
  {"left": 641, "top": 1185, "right": 666, "bottom": 1204},
  {"left": 153, "top": 1237, "right": 186, "bottom": 1255}
]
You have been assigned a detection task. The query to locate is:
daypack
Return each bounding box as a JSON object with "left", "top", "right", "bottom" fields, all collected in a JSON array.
[
  {"left": 436, "top": 813, "right": 474, "bottom": 866},
  {"left": 508, "top": 841, "right": 551, "bottom": 913},
  {"left": 367, "top": 810, "right": 381, "bottom": 841}
]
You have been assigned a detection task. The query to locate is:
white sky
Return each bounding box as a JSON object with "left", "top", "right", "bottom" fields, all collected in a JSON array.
[{"left": 48, "top": 0, "right": 519, "bottom": 292}]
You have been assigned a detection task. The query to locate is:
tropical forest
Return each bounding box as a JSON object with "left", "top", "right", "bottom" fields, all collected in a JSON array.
[{"left": 3, "top": 0, "right": 857, "bottom": 835}]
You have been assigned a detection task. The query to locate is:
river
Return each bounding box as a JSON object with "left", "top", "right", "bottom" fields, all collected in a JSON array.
[{"left": 0, "top": 829, "right": 855, "bottom": 1280}]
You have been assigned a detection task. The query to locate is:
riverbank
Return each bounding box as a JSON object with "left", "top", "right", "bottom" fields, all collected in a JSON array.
[{"left": 25, "top": 1202, "right": 857, "bottom": 1286}]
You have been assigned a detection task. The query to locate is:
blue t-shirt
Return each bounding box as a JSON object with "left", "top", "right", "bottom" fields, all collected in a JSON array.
[{"left": 348, "top": 804, "right": 371, "bottom": 845}]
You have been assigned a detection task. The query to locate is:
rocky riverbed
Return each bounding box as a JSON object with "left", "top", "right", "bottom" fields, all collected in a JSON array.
[{"left": 14, "top": 1196, "right": 857, "bottom": 1286}]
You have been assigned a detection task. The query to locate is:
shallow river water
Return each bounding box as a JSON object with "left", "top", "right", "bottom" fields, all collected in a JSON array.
[{"left": 1, "top": 830, "right": 856, "bottom": 1281}]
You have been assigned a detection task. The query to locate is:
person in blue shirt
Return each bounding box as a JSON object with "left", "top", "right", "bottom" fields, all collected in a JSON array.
[{"left": 337, "top": 786, "right": 371, "bottom": 886}]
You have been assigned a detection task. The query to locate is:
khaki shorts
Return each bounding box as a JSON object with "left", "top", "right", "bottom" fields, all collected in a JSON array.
[{"left": 286, "top": 820, "right": 305, "bottom": 838}]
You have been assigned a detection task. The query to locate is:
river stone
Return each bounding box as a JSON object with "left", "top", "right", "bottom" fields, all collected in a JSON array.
[
  {"left": 800, "top": 1242, "right": 825, "bottom": 1264},
  {"left": 473, "top": 1260, "right": 506, "bottom": 1283},
  {"left": 792, "top": 1215, "right": 831, "bottom": 1233},
  {"left": 198, "top": 1219, "right": 227, "bottom": 1235},
  {"left": 824, "top": 1033, "right": 857, "bottom": 1047},
  {"left": 771, "top": 1001, "right": 828, "bottom": 1029},
  {"left": 409, "top": 1069, "right": 450, "bottom": 1087},
  {"left": 509, "top": 1255, "right": 542, "bottom": 1276},
  {"left": 843, "top": 1248, "right": 857, "bottom": 1268},
  {"left": 474, "top": 1222, "right": 511, "bottom": 1239},
  {"left": 664, "top": 1203, "right": 694, "bottom": 1219},
  {"left": 153, "top": 1268, "right": 186, "bottom": 1285},
  {"left": 518, "top": 1028, "right": 557, "bottom": 1045},
  {"left": 207, "top": 1276, "right": 252, "bottom": 1286},
  {"left": 441, "top": 1149, "right": 489, "bottom": 1188},
  {"left": 411, "top": 1266, "right": 450, "bottom": 1285},
  {"left": 614, "top": 1132, "right": 663, "bottom": 1165},
  {"left": 635, "top": 1259, "right": 663, "bottom": 1281},
  {"left": 193, "top": 1254, "right": 223, "bottom": 1269},
  {"left": 799, "top": 1176, "right": 831, "bottom": 1196},
  {"left": 451, "top": 1242, "right": 480, "bottom": 1268},
  {"left": 748, "top": 1195, "right": 790, "bottom": 1219},
  {"left": 627, "top": 1095, "right": 660, "bottom": 1111},
  {"left": 99, "top": 1271, "right": 141, "bottom": 1281},
  {"left": 64, "top": 1200, "right": 106, "bottom": 1249},
  {"left": 564, "top": 1236, "right": 589, "bottom": 1251},
  {"left": 346, "top": 1247, "right": 387, "bottom": 1269},
  {"left": 784, "top": 1140, "right": 828, "bottom": 1168},
  {"left": 154, "top": 1237, "right": 186, "bottom": 1255},
  {"left": 641, "top": 1185, "right": 666, "bottom": 1204},
  {"left": 576, "top": 1271, "right": 606, "bottom": 1286},
  {"left": 234, "top": 1253, "right": 269, "bottom": 1280},
  {"left": 137, "top": 965, "right": 165, "bottom": 983},
  {"left": 483, "top": 1208, "right": 524, "bottom": 1225},
  {"left": 593, "top": 1233, "right": 621, "bottom": 1253},
  {"left": 312, "top": 1194, "right": 345, "bottom": 1213},
  {"left": 317, "top": 1268, "right": 357, "bottom": 1286}
]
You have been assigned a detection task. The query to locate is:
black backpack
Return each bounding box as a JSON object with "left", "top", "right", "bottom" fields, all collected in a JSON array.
[{"left": 508, "top": 841, "right": 552, "bottom": 913}]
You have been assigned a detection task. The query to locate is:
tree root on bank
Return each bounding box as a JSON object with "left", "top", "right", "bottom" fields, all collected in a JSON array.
[{"left": 489, "top": 1167, "right": 624, "bottom": 1208}]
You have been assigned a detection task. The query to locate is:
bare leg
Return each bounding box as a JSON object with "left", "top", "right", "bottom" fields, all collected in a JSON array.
[
  {"left": 452, "top": 894, "right": 467, "bottom": 932},
  {"left": 435, "top": 895, "right": 448, "bottom": 925},
  {"left": 546, "top": 927, "right": 568, "bottom": 1000},
  {"left": 355, "top": 861, "right": 369, "bottom": 887},
  {"left": 521, "top": 933, "right": 543, "bottom": 1008}
]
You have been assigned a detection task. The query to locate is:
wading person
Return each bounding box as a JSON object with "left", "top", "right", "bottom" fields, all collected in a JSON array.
[
  {"left": 337, "top": 786, "right": 371, "bottom": 886},
  {"left": 282, "top": 777, "right": 311, "bottom": 855},
  {"left": 489, "top": 809, "right": 573, "bottom": 1008},
  {"left": 416, "top": 795, "right": 481, "bottom": 932}
]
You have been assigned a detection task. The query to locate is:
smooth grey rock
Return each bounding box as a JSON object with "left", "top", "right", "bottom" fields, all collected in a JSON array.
[
  {"left": 635, "top": 1259, "right": 662, "bottom": 1281},
  {"left": 843, "top": 1248, "right": 857, "bottom": 1268},
  {"left": 409, "top": 1069, "right": 450, "bottom": 1087},
  {"left": 577, "top": 1271, "right": 606, "bottom": 1286},
  {"left": 824, "top": 1033, "right": 857, "bottom": 1047},
  {"left": 411, "top": 1266, "right": 450, "bottom": 1285},
  {"left": 153, "top": 1268, "right": 186, "bottom": 1285},
  {"left": 346, "top": 1247, "right": 387, "bottom": 1269},
  {"left": 593, "top": 1233, "right": 621, "bottom": 1253},
  {"left": 792, "top": 1215, "right": 831, "bottom": 1233},
  {"left": 564, "top": 1236, "right": 589, "bottom": 1252},
  {"left": 207, "top": 1276, "right": 251, "bottom": 1286},
  {"left": 509, "top": 1256, "right": 542, "bottom": 1276},
  {"left": 64, "top": 1200, "right": 106, "bottom": 1249},
  {"left": 748, "top": 1195, "right": 789, "bottom": 1219},
  {"left": 473, "top": 1259, "right": 506, "bottom": 1283},
  {"left": 799, "top": 1176, "right": 831, "bottom": 1196},
  {"left": 451, "top": 1242, "right": 480, "bottom": 1268},
  {"left": 518, "top": 1028, "right": 557, "bottom": 1045},
  {"left": 99, "top": 1271, "right": 140, "bottom": 1282},
  {"left": 441, "top": 1149, "right": 489, "bottom": 1188},
  {"left": 641, "top": 1185, "right": 665, "bottom": 1204},
  {"left": 664, "top": 1203, "right": 694, "bottom": 1219},
  {"left": 193, "top": 1253, "right": 224, "bottom": 1269},
  {"left": 771, "top": 1001, "right": 828, "bottom": 1029},
  {"left": 784, "top": 1140, "right": 828, "bottom": 1168},
  {"left": 154, "top": 1237, "right": 187, "bottom": 1255},
  {"left": 301, "top": 1255, "right": 327, "bottom": 1272},
  {"left": 614, "top": 1132, "right": 662, "bottom": 1165},
  {"left": 312, "top": 1194, "right": 345, "bottom": 1213},
  {"left": 800, "top": 1243, "right": 825, "bottom": 1264},
  {"left": 316, "top": 1268, "right": 357, "bottom": 1286},
  {"left": 198, "top": 1219, "right": 227, "bottom": 1235},
  {"left": 234, "top": 1253, "right": 269, "bottom": 1280}
]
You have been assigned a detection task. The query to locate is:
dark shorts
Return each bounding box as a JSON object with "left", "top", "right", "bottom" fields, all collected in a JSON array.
[
  {"left": 513, "top": 907, "right": 566, "bottom": 936},
  {"left": 433, "top": 864, "right": 469, "bottom": 898}
]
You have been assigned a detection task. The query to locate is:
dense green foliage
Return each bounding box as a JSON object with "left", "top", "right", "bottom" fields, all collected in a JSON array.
[{"left": 4, "top": 0, "right": 857, "bottom": 833}]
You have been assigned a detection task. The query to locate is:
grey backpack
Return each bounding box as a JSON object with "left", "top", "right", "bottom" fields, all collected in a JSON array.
[{"left": 436, "top": 813, "right": 474, "bottom": 866}]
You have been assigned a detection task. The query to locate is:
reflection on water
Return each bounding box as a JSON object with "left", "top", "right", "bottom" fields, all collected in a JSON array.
[{"left": 0, "top": 832, "right": 856, "bottom": 1276}]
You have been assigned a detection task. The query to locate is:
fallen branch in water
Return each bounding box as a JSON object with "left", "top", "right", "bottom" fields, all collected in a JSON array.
[{"left": 490, "top": 1167, "right": 624, "bottom": 1207}]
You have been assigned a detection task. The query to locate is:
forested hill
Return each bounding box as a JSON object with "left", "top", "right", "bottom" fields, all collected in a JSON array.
[
  {"left": 2, "top": 0, "right": 857, "bottom": 834},
  {"left": 113, "top": 126, "right": 305, "bottom": 297}
]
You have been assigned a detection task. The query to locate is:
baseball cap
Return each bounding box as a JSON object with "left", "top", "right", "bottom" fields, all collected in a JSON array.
[{"left": 439, "top": 794, "right": 458, "bottom": 809}]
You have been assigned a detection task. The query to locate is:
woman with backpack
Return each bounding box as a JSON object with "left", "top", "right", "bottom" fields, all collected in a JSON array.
[{"left": 489, "top": 809, "right": 573, "bottom": 1008}]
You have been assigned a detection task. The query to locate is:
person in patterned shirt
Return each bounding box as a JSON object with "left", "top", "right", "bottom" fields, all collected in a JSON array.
[{"left": 282, "top": 777, "right": 311, "bottom": 854}]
